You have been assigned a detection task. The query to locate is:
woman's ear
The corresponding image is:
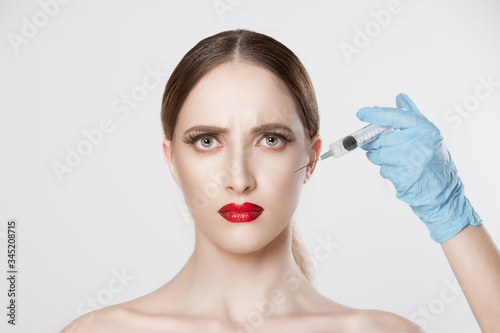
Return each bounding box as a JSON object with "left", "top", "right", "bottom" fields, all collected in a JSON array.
[
  {"left": 162, "top": 139, "right": 181, "bottom": 187},
  {"left": 304, "top": 133, "right": 322, "bottom": 184}
]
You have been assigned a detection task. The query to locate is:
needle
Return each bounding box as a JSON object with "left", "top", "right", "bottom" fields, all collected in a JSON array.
[
  {"left": 294, "top": 149, "right": 335, "bottom": 173},
  {"left": 294, "top": 158, "right": 319, "bottom": 172}
]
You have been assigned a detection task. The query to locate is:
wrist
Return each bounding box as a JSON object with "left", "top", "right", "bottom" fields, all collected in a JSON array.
[{"left": 425, "top": 195, "right": 483, "bottom": 243}]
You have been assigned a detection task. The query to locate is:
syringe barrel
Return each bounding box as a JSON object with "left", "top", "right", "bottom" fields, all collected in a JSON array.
[{"left": 329, "top": 123, "right": 392, "bottom": 157}]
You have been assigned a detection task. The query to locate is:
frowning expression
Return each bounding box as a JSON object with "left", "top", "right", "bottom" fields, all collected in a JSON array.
[{"left": 163, "top": 61, "right": 320, "bottom": 253}]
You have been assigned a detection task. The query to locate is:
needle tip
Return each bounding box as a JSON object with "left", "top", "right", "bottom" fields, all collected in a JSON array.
[{"left": 294, "top": 159, "right": 319, "bottom": 173}]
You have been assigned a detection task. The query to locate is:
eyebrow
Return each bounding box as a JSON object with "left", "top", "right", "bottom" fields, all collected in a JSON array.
[{"left": 182, "top": 123, "right": 295, "bottom": 136}]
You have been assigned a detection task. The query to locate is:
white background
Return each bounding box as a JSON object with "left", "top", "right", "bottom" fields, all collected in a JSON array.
[{"left": 1, "top": 0, "right": 500, "bottom": 332}]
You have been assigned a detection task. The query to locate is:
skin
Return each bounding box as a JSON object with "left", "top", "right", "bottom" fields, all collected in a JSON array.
[
  {"left": 440, "top": 224, "right": 500, "bottom": 332},
  {"left": 61, "top": 62, "right": 423, "bottom": 332}
]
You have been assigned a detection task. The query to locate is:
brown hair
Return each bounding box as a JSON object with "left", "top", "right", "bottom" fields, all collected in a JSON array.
[{"left": 160, "top": 29, "right": 319, "bottom": 283}]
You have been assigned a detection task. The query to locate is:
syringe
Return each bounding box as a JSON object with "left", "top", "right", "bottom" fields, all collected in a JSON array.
[{"left": 294, "top": 123, "right": 392, "bottom": 172}]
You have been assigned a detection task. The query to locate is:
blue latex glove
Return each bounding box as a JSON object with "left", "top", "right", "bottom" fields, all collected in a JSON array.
[{"left": 356, "top": 93, "right": 482, "bottom": 243}]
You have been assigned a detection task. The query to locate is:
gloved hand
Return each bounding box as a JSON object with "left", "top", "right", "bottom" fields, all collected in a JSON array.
[{"left": 356, "top": 93, "right": 482, "bottom": 243}]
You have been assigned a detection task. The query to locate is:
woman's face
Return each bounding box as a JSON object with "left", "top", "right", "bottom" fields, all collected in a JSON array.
[{"left": 163, "top": 61, "right": 321, "bottom": 254}]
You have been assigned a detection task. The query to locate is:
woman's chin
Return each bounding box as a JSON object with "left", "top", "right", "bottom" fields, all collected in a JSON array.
[{"left": 211, "top": 232, "right": 277, "bottom": 255}]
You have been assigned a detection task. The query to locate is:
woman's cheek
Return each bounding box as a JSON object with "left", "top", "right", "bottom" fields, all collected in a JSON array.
[
  {"left": 174, "top": 156, "right": 214, "bottom": 212},
  {"left": 259, "top": 153, "right": 301, "bottom": 197}
]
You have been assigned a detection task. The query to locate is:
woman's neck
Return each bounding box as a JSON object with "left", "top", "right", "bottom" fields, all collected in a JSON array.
[{"left": 162, "top": 223, "right": 315, "bottom": 322}]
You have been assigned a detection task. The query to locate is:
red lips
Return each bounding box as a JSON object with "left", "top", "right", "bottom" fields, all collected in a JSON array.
[{"left": 218, "top": 202, "right": 264, "bottom": 223}]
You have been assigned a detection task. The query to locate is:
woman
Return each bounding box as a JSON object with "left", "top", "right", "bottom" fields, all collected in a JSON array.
[{"left": 62, "top": 29, "right": 500, "bottom": 332}]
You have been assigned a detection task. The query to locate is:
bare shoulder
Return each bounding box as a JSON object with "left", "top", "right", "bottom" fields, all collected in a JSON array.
[
  {"left": 347, "top": 309, "right": 425, "bottom": 333},
  {"left": 60, "top": 299, "right": 182, "bottom": 333},
  {"left": 60, "top": 307, "right": 133, "bottom": 333}
]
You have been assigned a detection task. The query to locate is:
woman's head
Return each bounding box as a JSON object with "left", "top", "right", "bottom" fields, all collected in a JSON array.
[{"left": 160, "top": 29, "right": 321, "bottom": 281}]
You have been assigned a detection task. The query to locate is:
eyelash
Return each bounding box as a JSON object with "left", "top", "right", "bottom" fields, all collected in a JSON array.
[{"left": 182, "top": 131, "right": 296, "bottom": 151}]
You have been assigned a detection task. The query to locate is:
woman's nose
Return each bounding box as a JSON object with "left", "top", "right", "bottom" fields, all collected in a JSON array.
[{"left": 224, "top": 146, "right": 257, "bottom": 194}]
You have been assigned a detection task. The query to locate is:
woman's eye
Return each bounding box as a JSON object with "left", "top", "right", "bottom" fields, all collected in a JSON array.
[
  {"left": 195, "top": 136, "right": 220, "bottom": 149},
  {"left": 260, "top": 135, "right": 283, "bottom": 148}
]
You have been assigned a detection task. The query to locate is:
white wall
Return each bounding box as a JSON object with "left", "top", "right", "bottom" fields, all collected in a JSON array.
[{"left": 1, "top": 1, "right": 499, "bottom": 332}]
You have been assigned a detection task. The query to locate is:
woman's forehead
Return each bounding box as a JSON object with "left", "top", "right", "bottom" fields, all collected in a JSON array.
[{"left": 176, "top": 62, "right": 303, "bottom": 134}]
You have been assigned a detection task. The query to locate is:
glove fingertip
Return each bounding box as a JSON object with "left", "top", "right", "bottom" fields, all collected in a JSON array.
[
  {"left": 365, "top": 150, "right": 379, "bottom": 165},
  {"left": 396, "top": 93, "right": 409, "bottom": 110},
  {"left": 356, "top": 107, "right": 376, "bottom": 122},
  {"left": 359, "top": 140, "right": 374, "bottom": 151},
  {"left": 356, "top": 107, "right": 368, "bottom": 120},
  {"left": 396, "top": 92, "right": 408, "bottom": 100},
  {"left": 358, "top": 144, "right": 370, "bottom": 151}
]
